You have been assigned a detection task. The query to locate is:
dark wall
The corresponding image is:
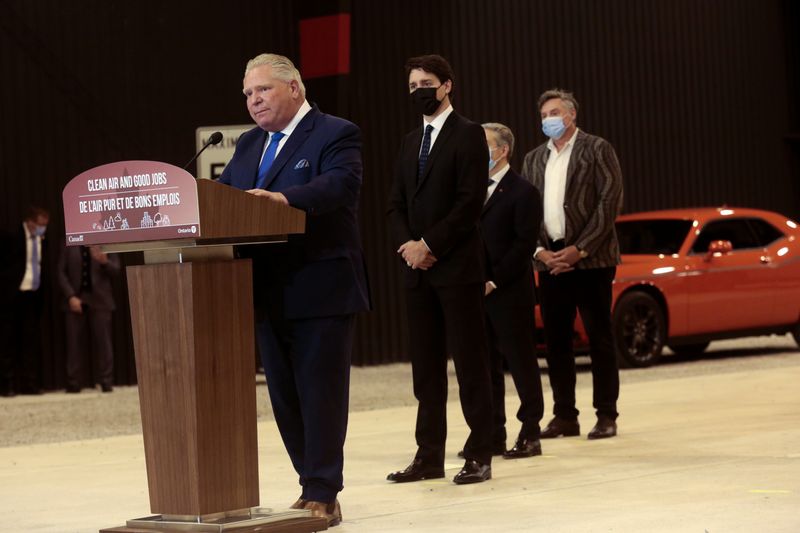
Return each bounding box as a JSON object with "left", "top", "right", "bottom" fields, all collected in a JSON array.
[{"left": 1, "top": 0, "right": 797, "bottom": 383}]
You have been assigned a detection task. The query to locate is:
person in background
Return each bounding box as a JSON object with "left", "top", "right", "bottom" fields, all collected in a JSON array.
[
  {"left": 57, "top": 244, "right": 120, "bottom": 393},
  {"left": 479, "top": 122, "right": 545, "bottom": 459},
  {"left": 387, "top": 54, "right": 494, "bottom": 485},
  {"left": 521, "top": 88, "right": 624, "bottom": 440},
  {"left": 0, "top": 206, "right": 50, "bottom": 396}
]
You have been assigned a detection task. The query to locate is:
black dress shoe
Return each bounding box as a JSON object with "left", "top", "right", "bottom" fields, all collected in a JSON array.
[
  {"left": 587, "top": 417, "right": 617, "bottom": 440},
  {"left": 503, "top": 438, "right": 542, "bottom": 459},
  {"left": 387, "top": 458, "right": 445, "bottom": 483},
  {"left": 453, "top": 460, "right": 491, "bottom": 484},
  {"left": 540, "top": 417, "right": 580, "bottom": 438},
  {"left": 101, "top": 384, "right": 113, "bottom": 393},
  {"left": 457, "top": 442, "right": 506, "bottom": 458}
]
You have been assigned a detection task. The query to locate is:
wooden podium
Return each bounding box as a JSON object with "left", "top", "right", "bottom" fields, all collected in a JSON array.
[{"left": 63, "top": 165, "right": 327, "bottom": 532}]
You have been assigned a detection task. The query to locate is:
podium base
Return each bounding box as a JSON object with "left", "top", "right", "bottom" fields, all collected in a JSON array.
[{"left": 100, "top": 508, "right": 328, "bottom": 532}]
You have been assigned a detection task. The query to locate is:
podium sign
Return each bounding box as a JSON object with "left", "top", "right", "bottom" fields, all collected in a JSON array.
[{"left": 63, "top": 160, "right": 201, "bottom": 246}]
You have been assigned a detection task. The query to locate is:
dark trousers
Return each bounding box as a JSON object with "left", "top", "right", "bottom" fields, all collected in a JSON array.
[
  {"left": 64, "top": 306, "right": 114, "bottom": 389},
  {"left": 485, "top": 296, "right": 544, "bottom": 442},
  {"left": 0, "top": 290, "right": 43, "bottom": 393},
  {"left": 539, "top": 267, "right": 619, "bottom": 421},
  {"left": 406, "top": 277, "right": 493, "bottom": 465},
  {"left": 256, "top": 310, "right": 355, "bottom": 504}
]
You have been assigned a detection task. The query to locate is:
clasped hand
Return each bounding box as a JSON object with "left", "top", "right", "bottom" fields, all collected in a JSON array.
[
  {"left": 539, "top": 245, "right": 581, "bottom": 275},
  {"left": 398, "top": 240, "right": 437, "bottom": 270}
]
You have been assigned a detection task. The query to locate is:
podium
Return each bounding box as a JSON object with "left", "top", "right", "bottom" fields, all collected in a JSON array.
[{"left": 63, "top": 162, "right": 328, "bottom": 532}]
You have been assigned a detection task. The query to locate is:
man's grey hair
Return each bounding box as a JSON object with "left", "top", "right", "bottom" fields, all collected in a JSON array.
[
  {"left": 245, "top": 53, "right": 306, "bottom": 98},
  {"left": 537, "top": 88, "right": 579, "bottom": 114},
  {"left": 482, "top": 122, "right": 515, "bottom": 159}
]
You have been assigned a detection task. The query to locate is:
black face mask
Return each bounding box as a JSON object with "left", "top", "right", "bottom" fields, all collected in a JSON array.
[{"left": 410, "top": 87, "right": 442, "bottom": 116}]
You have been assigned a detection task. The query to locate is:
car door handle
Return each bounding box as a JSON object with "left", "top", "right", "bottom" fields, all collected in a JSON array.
[{"left": 760, "top": 255, "right": 771, "bottom": 264}]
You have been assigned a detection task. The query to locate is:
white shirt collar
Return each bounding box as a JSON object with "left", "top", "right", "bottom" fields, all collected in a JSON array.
[
  {"left": 547, "top": 127, "right": 580, "bottom": 153},
  {"left": 489, "top": 163, "right": 511, "bottom": 184},
  {"left": 423, "top": 104, "right": 454, "bottom": 132},
  {"left": 276, "top": 100, "right": 312, "bottom": 138}
]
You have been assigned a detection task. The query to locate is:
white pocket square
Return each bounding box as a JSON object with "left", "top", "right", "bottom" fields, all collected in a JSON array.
[{"left": 294, "top": 159, "right": 310, "bottom": 170}]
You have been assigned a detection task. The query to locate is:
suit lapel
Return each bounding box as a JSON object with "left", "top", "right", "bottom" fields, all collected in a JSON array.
[
  {"left": 564, "top": 130, "right": 586, "bottom": 199},
  {"left": 262, "top": 107, "right": 317, "bottom": 191},
  {"left": 482, "top": 173, "right": 509, "bottom": 215},
  {"left": 246, "top": 130, "right": 268, "bottom": 189}
]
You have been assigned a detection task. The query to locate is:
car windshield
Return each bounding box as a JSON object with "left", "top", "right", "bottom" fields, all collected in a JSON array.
[{"left": 616, "top": 219, "right": 693, "bottom": 255}]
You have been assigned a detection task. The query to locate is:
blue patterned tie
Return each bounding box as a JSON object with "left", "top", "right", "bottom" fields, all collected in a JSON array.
[
  {"left": 30, "top": 234, "right": 40, "bottom": 291},
  {"left": 417, "top": 124, "right": 434, "bottom": 181},
  {"left": 255, "top": 131, "right": 286, "bottom": 189}
]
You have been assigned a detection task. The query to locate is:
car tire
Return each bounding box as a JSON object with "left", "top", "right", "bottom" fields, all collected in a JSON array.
[
  {"left": 613, "top": 292, "right": 666, "bottom": 368},
  {"left": 793, "top": 322, "right": 800, "bottom": 348},
  {"left": 668, "top": 342, "right": 710, "bottom": 356}
]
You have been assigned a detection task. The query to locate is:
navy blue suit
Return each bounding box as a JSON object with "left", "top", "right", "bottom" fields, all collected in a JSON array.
[{"left": 219, "top": 104, "right": 369, "bottom": 503}]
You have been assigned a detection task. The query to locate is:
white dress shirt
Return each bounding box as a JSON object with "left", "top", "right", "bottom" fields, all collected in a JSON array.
[
  {"left": 420, "top": 104, "right": 454, "bottom": 155},
  {"left": 259, "top": 100, "right": 313, "bottom": 165},
  {"left": 542, "top": 128, "right": 580, "bottom": 241},
  {"left": 19, "top": 223, "right": 42, "bottom": 291}
]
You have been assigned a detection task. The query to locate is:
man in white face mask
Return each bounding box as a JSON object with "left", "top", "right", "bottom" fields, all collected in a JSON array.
[{"left": 521, "top": 89, "right": 624, "bottom": 441}]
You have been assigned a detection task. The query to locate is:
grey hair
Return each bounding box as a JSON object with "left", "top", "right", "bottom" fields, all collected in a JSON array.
[
  {"left": 245, "top": 53, "right": 306, "bottom": 98},
  {"left": 482, "top": 122, "right": 515, "bottom": 159},
  {"left": 537, "top": 88, "right": 579, "bottom": 114}
]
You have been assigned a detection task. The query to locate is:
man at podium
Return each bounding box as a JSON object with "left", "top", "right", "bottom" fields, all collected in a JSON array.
[{"left": 218, "top": 53, "right": 370, "bottom": 527}]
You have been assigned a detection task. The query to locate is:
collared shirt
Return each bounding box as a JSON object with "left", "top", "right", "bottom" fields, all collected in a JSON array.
[
  {"left": 542, "top": 128, "right": 580, "bottom": 241},
  {"left": 419, "top": 105, "right": 454, "bottom": 254},
  {"left": 259, "top": 100, "right": 313, "bottom": 165},
  {"left": 19, "top": 223, "right": 42, "bottom": 291},
  {"left": 486, "top": 163, "right": 510, "bottom": 202},
  {"left": 420, "top": 104, "right": 454, "bottom": 156}
]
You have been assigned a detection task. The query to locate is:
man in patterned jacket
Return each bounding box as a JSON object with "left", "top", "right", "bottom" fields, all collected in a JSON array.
[{"left": 521, "top": 88, "right": 624, "bottom": 440}]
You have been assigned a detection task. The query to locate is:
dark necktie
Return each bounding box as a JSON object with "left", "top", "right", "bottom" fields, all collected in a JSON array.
[
  {"left": 417, "top": 124, "right": 434, "bottom": 180},
  {"left": 255, "top": 131, "right": 286, "bottom": 189},
  {"left": 30, "top": 234, "right": 40, "bottom": 291}
]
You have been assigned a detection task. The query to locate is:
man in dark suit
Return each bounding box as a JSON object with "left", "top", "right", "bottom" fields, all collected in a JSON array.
[
  {"left": 0, "top": 206, "right": 50, "bottom": 396},
  {"left": 480, "top": 123, "right": 545, "bottom": 459},
  {"left": 57, "top": 245, "right": 120, "bottom": 393},
  {"left": 387, "top": 54, "right": 494, "bottom": 485},
  {"left": 521, "top": 88, "right": 624, "bottom": 440},
  {"left": 218, "top": 53, "right": 370, "bottom": 527}
]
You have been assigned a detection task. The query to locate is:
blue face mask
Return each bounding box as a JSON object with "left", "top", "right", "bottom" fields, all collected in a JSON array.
[
  {"left": 542, "top": 116, "right": 567, "bottom": 139},
  {"left": 488, "top": 146, "right": 500, "bottom": 171},
  {"left": 489, "top": 148, "right": 497, "bottom": 172},
  {"left": 33, "top": 225, "right": 47, "bottom": 237}
]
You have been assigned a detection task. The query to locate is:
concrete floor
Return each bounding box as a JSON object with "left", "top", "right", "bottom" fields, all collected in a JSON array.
[{"left": 1, "top": 338, "right": 799, "bottom": 532}]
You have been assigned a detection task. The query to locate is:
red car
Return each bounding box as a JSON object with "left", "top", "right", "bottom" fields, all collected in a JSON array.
[{"left": 536, "top": 207, "right": 800, "bottom": 367}]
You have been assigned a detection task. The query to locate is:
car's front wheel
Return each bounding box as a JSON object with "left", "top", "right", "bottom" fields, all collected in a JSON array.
[
  {"left": 792, "top": 320, "right": 800, "bottom": 348},
  {"left": 613, "top": 292, "right": 666, "bottom": 368}
]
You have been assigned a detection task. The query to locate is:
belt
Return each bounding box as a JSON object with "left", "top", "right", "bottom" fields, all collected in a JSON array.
[{"left": 548, "top": 238, "right": 566, "bottom": 251}]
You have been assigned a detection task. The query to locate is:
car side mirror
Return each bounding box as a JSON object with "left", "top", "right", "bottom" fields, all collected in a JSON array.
[{"left": 705, "top": 240, "right": 733, "bottom": 262}]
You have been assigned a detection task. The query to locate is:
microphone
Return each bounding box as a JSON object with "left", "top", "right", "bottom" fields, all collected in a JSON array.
[{"left": 183, "top": 131, "right": 223, "bottom": 172}]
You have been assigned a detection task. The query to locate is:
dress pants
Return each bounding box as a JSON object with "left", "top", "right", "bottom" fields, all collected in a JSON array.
[
  {"left": 406, "top": 276, "right": 493, "bottom": 466},
  {"left": 64, "top": 305, "right": 114, "bottom": 389},
  {"left": 485, "top": 296, "right": 544, "bottom": 442},
  {"left": 0, "top": 290, "right": 43, "bottom": 392},
  {"left": 539, "top": 267, "right": 619, "bottom": 420},
  {"left": 256, "top": 309, "right": 355, "bottom": 504}
]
